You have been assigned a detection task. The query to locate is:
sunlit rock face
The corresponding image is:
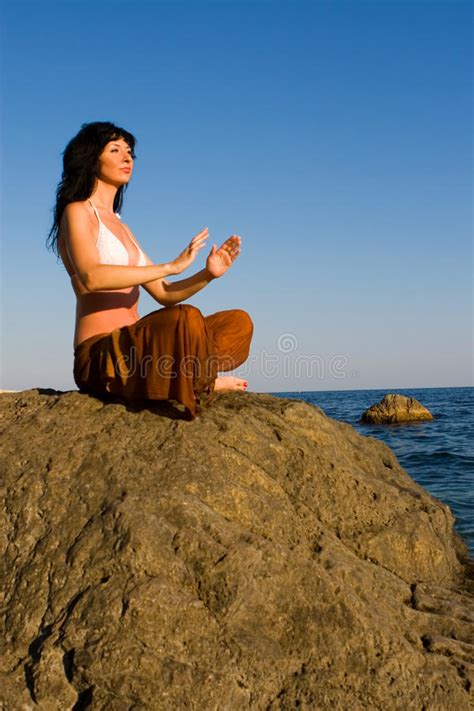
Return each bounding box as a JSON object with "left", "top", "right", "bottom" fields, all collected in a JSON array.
[{"left": 1, "top": 388, "right": 472, "bottom": 710}]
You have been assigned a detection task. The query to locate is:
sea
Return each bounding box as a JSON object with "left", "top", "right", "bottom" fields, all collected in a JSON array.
[{"left": 270, "top": 386, "right": 473, "bottom": 558}]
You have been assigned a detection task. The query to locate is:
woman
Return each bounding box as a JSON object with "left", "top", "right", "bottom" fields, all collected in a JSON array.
[{"left": 47, "top": 121, "right": 254, "bottom": 418}]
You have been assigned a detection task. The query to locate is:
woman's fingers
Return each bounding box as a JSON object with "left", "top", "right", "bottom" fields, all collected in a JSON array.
[
  {"left": 190, "top": 230, "right": 241, "bottom": 252},
  {"left": 191, "top": 238, "right": 207, "bottom": 248},
  {"left": 189, "top": 230, "right": 208, "bottom": 250},
  {"left": 220, "top": 235, "right": 241, "bottom": 250},
  {"left": 219, "top": 236, "right": 241, "bottom": 260},
  {"left": 191, "top": 227, "right": 208, "bottom": 242},
  {"left": 182, "top": 231, "right": 242, "bottom": 266},
  {"left": 193, "top": 238, "right": 208, "bottom": 250},
  {"left": 185, "top": 239, "right": 207, "bottom": 257}
]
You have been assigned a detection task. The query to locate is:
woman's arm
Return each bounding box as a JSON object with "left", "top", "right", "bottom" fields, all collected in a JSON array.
[
  {"left": 85, "top": 263, "right": 175, "bottom": 292},
  {"left": 141, "top": 236, "right": 242, "bottom": 306},
  {"left": 62, "top": 202, "right": 206, "bottom": 293},
  {"left": 142, "top": 262, "right": 216, "bottom": 307}
]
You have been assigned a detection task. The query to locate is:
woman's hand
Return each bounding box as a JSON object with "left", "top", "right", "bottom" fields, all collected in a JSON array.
[
  {"left": 169, "top": 228, "right": 208, "bottom": 275},
  {"left": 206, "top": 235, "right": 241, "bottom": 278}
]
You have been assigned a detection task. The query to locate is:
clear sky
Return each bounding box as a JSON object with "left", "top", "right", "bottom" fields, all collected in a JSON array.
[{"left": 1, "top": 0, "right": 472, "bottom": 393}]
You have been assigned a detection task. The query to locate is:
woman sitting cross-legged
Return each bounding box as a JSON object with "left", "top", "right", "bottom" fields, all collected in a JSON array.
[{"left": 46, "top": 121, "right": 254, "bottom": 419}]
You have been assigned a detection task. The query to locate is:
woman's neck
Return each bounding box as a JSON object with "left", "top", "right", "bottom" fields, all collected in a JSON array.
[{"left": 89, "top": 180, "right": 118, "bottom": 212}]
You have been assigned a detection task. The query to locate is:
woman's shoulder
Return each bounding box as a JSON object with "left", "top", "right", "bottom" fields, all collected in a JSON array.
[
  {"left": 61, "top": 200, "right": 94, "bottom": 227},
  {"left": 63, "top": 199, "right": 92, "bottom": 216}
]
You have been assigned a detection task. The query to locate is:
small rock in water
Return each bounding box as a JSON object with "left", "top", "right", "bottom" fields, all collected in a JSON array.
[{"left": 360, "top": 393, "right": 434, "bottom": 424}]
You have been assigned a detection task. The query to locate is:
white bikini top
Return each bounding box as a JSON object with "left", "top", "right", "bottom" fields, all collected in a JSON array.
[{"left": 88, "top": 199, "right": 147, "bottom": 267}]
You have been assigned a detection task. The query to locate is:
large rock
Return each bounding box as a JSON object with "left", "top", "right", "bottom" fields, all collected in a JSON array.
[
  {"left": 0, "top": 388, "right": 472, "bottom": 710},
  {"left": 360, "top": 393, "right": 434, "bottom": 424}
]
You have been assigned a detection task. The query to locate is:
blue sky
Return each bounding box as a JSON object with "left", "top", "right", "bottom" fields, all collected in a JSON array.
[{"left": 1, "top": 0, "right": 472, "bottom": 392}]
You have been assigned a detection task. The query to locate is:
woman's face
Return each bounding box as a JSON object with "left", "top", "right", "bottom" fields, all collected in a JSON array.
[{"left": 97, "top": 137, "right": 134, "bottom": 186}]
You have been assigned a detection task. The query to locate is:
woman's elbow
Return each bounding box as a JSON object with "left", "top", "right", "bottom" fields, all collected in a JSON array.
[
  {"left": 155, "top": 294, "right": 176, "bottom": 307},
  {"left": 142, "top": 283, "right": 174, "bottom": 307},
  {"left": 81, "top": 269, "right": 99, "bottom": 292}
]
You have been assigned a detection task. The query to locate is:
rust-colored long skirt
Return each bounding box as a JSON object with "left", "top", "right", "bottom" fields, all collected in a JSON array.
[{"left": 73, "top": 304, "right": 254, "bottom": 418}]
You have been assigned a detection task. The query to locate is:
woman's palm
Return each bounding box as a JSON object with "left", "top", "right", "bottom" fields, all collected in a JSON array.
[{"left": 206, "top": 236, "right": 241, "bottom": 278}]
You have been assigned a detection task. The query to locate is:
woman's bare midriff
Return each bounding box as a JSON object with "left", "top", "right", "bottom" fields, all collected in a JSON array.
[
  {"left": 58, "top": 220, "right": 141, "bottom": 350},
  {"left": 72, "top": 278, "right": 140, "bottom": 349}
]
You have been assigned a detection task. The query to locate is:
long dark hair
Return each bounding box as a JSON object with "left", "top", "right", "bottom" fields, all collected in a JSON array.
[{"left": 46, "top": 121, "right": 137, "bottom": 258}]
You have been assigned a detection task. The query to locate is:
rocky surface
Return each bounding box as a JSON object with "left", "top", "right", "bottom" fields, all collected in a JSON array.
[
  {"left": 0, "top": 388, "right": 472, "bottom": 710},
  {"left": 360, "top": 393, "right": 434, "bottom": 424}
]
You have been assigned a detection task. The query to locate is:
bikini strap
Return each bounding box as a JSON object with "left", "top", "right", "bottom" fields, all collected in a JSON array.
[{"left": 88, "top": 199, "right": 102, "bottom": 224}]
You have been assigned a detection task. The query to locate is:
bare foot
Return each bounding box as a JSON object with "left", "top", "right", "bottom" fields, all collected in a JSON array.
[{"left": 214, "top": 376, "right": 248, "bottom": 392}]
